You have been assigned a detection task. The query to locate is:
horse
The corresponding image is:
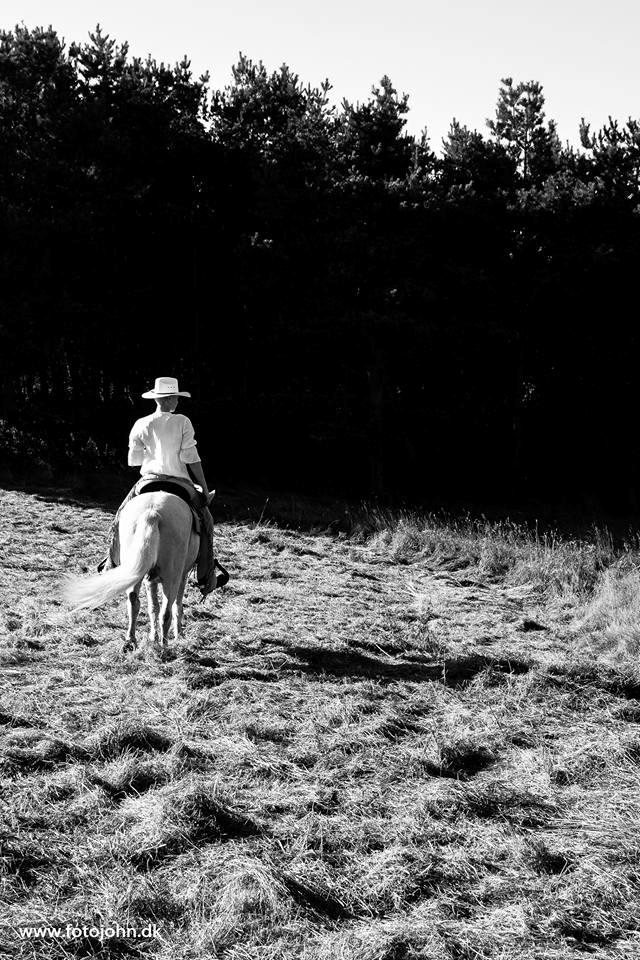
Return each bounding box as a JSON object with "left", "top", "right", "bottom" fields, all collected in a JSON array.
[{"left": 63, "top": 492, "right": 199, "bottom": 656}]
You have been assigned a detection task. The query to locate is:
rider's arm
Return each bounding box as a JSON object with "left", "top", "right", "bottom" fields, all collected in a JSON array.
[
  {"left": 180, "top": 418, "right": 212, "bottom": 502},
  {"left": 128, "top": 421, "right": 144, "bottom": 467},
  {"left": 186, "top": 461, "right": 213, "bottom": 503}
]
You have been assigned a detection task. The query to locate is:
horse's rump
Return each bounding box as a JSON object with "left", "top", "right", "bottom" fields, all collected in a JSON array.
[
  {"left": 120, "top": 492, "right": 197, "bottom": 573},
  {"left": 64, "top": 492, "right": 198, "bottom": 610}
]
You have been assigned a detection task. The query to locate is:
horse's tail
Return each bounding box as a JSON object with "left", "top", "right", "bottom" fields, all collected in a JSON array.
[{"left": 63, "top": 513, "right": 159, "bottom": 611}]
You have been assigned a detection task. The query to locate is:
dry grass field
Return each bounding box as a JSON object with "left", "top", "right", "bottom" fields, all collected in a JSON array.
[{"left": 2, "top": 487, "right": 640, "bottom": 959}]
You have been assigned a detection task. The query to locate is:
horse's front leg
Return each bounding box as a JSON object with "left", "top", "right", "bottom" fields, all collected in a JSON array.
[{"left": 124, "top": 582, "right": 142, "bottom": 653}]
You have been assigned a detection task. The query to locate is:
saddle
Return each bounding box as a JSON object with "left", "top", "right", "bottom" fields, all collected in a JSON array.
[{"left": 135, "top": 479, "right": 202, "bottom": 534}]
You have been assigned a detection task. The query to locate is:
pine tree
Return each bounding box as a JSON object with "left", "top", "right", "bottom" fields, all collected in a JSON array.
[
  {"left": 441, "top": 119, "right": 516, "bottom": 193},
  {"left": 580, "top": 115, "right": 640, "bottom": 201},
  {"left": 338, "top": 76, "right": 413, "bottom": 180},
  {"left": 487, "top": 78, "right": 560, "bottom": 184}
]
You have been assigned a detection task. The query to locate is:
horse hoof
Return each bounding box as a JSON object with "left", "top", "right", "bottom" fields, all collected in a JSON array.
[{"left": 122, "top": 640, "right": 137, "bottom": 654}]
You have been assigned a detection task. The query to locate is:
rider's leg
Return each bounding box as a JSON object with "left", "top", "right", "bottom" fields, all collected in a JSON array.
[
  {"left": 97, "top": 483, "right": 138, "bottom": 572},
  {"left": 195, "top": 505, "right": 230, "bottom": 595},
  {"left": 197, "top": 505, "right": 216, "bottom": 596}
]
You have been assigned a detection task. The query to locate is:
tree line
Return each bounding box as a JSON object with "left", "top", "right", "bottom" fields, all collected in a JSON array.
[{"left": 1, "top": 24, "right": 639, "bottom": 510}]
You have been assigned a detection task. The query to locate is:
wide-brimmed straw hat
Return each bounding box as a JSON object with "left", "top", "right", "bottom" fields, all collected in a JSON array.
[{"left": 142, "top": 376, "right": 191, "bottom": 399}]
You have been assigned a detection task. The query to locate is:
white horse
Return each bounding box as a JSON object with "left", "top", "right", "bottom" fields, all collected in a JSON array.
[{"left": 64, "top": 492, "right": 199, "bottom": 655}]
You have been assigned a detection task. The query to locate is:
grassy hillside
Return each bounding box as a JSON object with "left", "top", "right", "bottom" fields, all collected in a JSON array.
[{"left": 1, "top": 488, "right": 640, "bottom": 958}]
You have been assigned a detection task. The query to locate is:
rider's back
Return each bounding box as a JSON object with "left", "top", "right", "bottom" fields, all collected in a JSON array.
[{"left": 129, "top": 410, "right": 198, "bottom": 480}]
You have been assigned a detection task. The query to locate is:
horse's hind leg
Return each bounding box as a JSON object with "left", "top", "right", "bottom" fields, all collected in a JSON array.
[
  {"left": 160, "top": 584, "right": 179, "bottom": 657},
  {"left": 174, "top": 575, "right": 188, "bottom": 642},
  {"left": 124, "top": 581, "right": 143, "bottom": 652},
  {"left": 147, "top": 578, "right": 161, "bottom": 651}
]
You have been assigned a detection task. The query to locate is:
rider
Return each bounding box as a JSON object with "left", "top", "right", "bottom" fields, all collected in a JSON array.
[{"left": 98, "top": 376, "right": 227, "bottom": 596}]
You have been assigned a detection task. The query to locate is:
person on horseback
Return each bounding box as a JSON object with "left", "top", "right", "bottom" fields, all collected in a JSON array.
[{"left": 98, "top": 376, "right": 227, "bottom": 596}]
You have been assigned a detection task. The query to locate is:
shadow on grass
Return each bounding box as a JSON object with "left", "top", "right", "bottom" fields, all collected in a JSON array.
[
  {"left": 1, "top": 481, "right": 120, "bottom": 513},
  {"left": 0, "top": 470, "right": 129, "bottom": 512},
  {"left": 1, "top": 840, "right": 51, "bottom": 888},
  {"left": 87, "top": 722, "right": 173, "bottom": 761},
  {"left": 544, "top": 665, "right": 640, "bottom": 701},
  {"left": 91, "top": 767, "right": 169, "bottom": 803},
  {"left": 130, "top": 794, "right": 261, "bottom": 869},
  {"left": 1, "top": 476, "right": 354, "bottom": 529},
  {"left": 184, "top": 647, "right": 531, "bottom": 688},
  {"left": 0, "top": 710, "right": 39, "bottom": 729},
  {"left": 281, "top": 645, "right": 531, "bottom": 686},
  {"left": 1, "top": 738, "right": 88, "bottom": 771},
  {"left": 279, "top": 872, "right": 353, "bottom": 920},
  {"left": 422, "top": 743, "right": 497, "bottom": 781}
]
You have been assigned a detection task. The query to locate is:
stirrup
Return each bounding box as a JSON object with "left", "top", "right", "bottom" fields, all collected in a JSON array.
[
  {"left": 197, "top": 575, "right": 215, "bottom": 598},
  {"left": 197, "top": 562, "right": 229, "bottom": 596}
]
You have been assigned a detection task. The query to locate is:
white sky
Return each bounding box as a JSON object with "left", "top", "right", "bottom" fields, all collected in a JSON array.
[{"left": 3, "top": 0, "right": 639, "bottom": 151}]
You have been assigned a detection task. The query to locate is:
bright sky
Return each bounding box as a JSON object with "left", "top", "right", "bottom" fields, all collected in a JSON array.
[{"left": 4, "top": 0, "right": 639, "bottom": 151}]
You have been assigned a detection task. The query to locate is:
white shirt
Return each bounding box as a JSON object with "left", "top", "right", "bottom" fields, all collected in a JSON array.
[{"left": 128, "top": 411, "right": 201, "bottom": 480}]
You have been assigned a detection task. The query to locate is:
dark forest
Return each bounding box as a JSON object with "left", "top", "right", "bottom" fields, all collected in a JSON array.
[{"left": 1, "top": 25, "right": 639, "bottom": 512}]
